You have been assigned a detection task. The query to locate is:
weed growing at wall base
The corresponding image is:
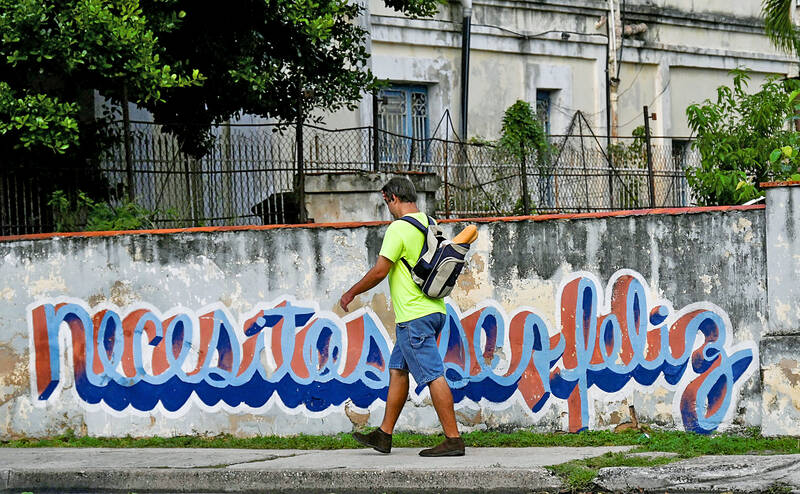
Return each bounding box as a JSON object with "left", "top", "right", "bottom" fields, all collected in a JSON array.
[
  {"left": 48, "top": 189, "right": 175, "bottom": 232},
  {"left": 547, "top": 451, "right": 681, "bottom": 491},
  {"left": 4, "top": 428, "right": 799, "bottom": 491},
  {"left": 3, "top": 428, "right": 800, "bottom": 455}
]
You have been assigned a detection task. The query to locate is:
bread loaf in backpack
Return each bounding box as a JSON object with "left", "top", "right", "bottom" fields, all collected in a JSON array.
[{"left": 453, "top": 225, "right": 478, "bottom": 244}]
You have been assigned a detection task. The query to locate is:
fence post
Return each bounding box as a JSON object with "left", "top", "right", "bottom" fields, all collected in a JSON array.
[
  {"left": 643, "top": 105, "right": 656, "bottom": 208},
  {"left": 122, "top": 83, "right": 134, "bottom": 203},
  {"left": 607, "top": 144, "right": 614, "bottom": 210},
  {"left": 296, "top": 116, "right": 307, "bottom": 224},
  {"left": 578, "top": 117, "right": 590, "bottom": 211},
  {"left": 444, "top": 140, "right": 450, "bottom": 219},
  {"left": 372, "top": 91, "right": 380, "bottom": 172},
  {"left": 222, "top": 121, "right": 233, "bottom": 225},
  {"left": 183, "top": 156, "right": 193, "bottom": 224},
  {"left": 409, "top": 138, "right": 415, "bottom": 170},
  {"left": 190, "top": 157, "right": 203, "bottom": 224},
  {"left": 520, "top": 142, "right": 530, "bottom": 215}
]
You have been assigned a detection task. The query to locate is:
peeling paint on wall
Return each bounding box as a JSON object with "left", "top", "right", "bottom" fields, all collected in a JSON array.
[
  {"left": 0, "top": 206, "right": 776, "bottom": 437},
  {"left": 762, "top": 362, "right": 800, "bottom": 413}
]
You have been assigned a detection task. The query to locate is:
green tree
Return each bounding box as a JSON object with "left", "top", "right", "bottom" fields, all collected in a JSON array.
[
  {"left": 139, "top": 0, "right": 403, "bottom": 156},
  {"left": 1, "top": 0, "right": 439, "bottom": 160},
  {"left": 497, "top": 100, "right": 550, "bottom": 215},
  {"left": 762, "top": 0, "right": 799, "bottom": 56},
  {"left": 686, "top": 70, "right": 800, "bottom": 206},
  {"left": 0, "top": 0, "right": 203, "bottom": 231},
  {"left": 0, "top": 0, "right": 200, "bottom": 156},
  {"left": 0, "top": 0, "right": 439, "bottom": 231}
]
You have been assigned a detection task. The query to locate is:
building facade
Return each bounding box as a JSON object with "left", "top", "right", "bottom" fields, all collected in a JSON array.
[{"left": 323, "top": 0, "right": 798, "bottom": 144}]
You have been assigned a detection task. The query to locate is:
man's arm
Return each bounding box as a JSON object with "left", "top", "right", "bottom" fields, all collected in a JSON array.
[{"left": 340, "top": 256, "right": 393, "bottom": 311}]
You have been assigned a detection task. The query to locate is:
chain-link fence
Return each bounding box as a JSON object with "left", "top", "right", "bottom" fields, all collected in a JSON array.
[
  {"left": 423, "top": 136, "right": 694, "bottom": 218},
  {"left": 0, "top": 116, "right": 698, "bottom": 235}
]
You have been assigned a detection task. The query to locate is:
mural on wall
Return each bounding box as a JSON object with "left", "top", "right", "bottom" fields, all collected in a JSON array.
[{"left": 28, "top": 270, "right": 756, "bottom": 434}]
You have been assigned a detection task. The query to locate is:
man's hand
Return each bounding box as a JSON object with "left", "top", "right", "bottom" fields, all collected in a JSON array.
[
  {"left": 340, "top": 256, "right": 392, "bottom": 313},
  {"left": 340, "top": 291, "right": 355, "bottom": 312}
]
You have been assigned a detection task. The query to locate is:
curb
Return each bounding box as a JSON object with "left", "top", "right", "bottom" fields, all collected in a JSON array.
[{"left": 4, "top": 467, "right": 563, "bottom": 493}]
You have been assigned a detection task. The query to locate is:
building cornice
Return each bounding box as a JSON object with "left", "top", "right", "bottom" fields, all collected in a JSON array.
[
  {"left": 622, "top": 3, "right": 764, "bottom": 35},
  {"left": 371, "top": 15, "right": 795, "bottom": 68},
  {"left": 457, "top": 0, "right": 769, "bottom": 36}
]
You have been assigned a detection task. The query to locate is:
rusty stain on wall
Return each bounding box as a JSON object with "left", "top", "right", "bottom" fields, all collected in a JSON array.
[
  {"left": 87, "top": 293, "right": 106, "bottom": 308},
  {"left": 762, "top": 361, "right": 800, "bottom": 412},
  {"left": 344, "top": 401, "right": 371, "bottom": 427},
  {"left": 780, "top": 359, "right": 800, "bottom": 386},
  {"left": 455, "top": 407, "right": 482, "bottom": 427},
  {"left": 369, "top": 293, "right": 395, "bottom": 340},
  {"left": 110, "top": 280, "right": 138, "bottom": 306},
  {"left": 0, "top": 346, "right": 28, "bottom": 406}
]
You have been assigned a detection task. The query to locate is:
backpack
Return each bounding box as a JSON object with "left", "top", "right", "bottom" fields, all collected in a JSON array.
[{"left": 398, "top": 215, "right": 470, "bottom": 299}]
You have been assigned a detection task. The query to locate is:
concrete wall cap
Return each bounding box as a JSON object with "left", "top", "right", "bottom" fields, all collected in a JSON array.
[
  {"left": 304, "top": 171, "right": 440, "bottom": 193},
  {"left": 760, "top": 180, "right": 800, "bottom": 189},
  {"left": 0, "top": 204, "right": 764, "bottom": 243}
]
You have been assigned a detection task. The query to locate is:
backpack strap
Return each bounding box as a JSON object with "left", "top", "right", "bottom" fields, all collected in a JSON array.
[
  {"left": 399, "top": 215, "right": 428, "bottom": 234},
  {"left": 398, "top": 215, "right": 429, "bottom": 277}
]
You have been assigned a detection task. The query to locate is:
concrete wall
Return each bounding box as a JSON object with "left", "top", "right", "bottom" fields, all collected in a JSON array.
[
  {"left": 3, "top": 197, "right": 790, "bottom": 439},
  {"left": 761, "top": 182, "right": 800, "bottom": 436},
  {"left": 304, "top": 172, "right": 440, "bottom": 223}
]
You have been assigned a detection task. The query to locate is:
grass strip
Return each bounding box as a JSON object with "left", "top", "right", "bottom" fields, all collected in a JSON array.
[
  {"left": 3, "top": 427, "right": 800, "bottom": 454},
  {"left": 1, "top": 429, "right": 644, "bottom": 449},
  {"left": 7, "top": 427, "right": 799, "bottom": 492}
]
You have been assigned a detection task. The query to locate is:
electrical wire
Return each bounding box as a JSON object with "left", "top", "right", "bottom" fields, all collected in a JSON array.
[
  {"left": 615, "top": 64, "right": 645, "bottom": 100},
  {"left": 377, "top": 11, "right": 661, "bottom": 131},
  {"left": 551, "top": 101, "right": 606, "bottom": 118},
  {"left": 617, "top": 78, "right": 672, "bottom": 129},
  {"left": 375, "top": 14, "right": 607, "bottom": 41}
]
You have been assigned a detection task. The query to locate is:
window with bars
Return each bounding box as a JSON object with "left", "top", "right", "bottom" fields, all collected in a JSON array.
[
  {"left": 377, "top": 85, "right": 429, "bottom": 164},
  {"left": 536, "top": 90, "right": 552, "bottom": 135},
  {"left": 535, "top": 90, "right": 554, "bottom": 208}
]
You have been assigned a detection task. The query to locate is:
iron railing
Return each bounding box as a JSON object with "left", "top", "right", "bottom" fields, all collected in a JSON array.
[{"left": 0, "top": 119, "right": 698, "bottom": 235}]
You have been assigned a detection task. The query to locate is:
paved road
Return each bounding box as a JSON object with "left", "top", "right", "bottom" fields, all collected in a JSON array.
[{"left": 2, "top": 446, "right": 800, "bottom": 493}]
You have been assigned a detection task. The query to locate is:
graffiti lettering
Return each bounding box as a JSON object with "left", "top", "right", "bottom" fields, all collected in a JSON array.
[{"left": 28, "top": 270, "right": 755, "bottom": 433}]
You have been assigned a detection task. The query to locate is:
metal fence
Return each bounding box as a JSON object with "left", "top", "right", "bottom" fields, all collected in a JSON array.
[{"left": 0, "top": 117, "right": 697, "bottom": 235}]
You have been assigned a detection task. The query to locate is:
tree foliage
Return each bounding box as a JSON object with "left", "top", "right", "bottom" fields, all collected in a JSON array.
[
  {"left": 762, "top": 0, "right": 800, "bottom": 56},
  {"left": 686, "top": 70, "right": 800, "bottom": 206},
  {"left": 47, "top": 189, "right": 171, "bottom": 232},
  {"left": 497, "top": 100, "right": 551, "bottom": 214},
  {"left": 141, "top": 0, "right": 384, "bottom": 156},
  {"left": 0, "top": 0, "right": 200, "bottom": 160},
  {"left": 498, "top": 100, "right": 549, "bottom": 163},
  {"left": 0, "top": 0, "right": 440, "bottom": 164},
  {"left": 0, "top": 0, "right": 439, "bottom": 233},
  {"left": 608, "top": 126, "right": 648, "bottom": 208}
]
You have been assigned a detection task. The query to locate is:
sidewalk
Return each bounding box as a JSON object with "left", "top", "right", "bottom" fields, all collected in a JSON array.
[{"left": 1, "top": 446, "right": 799, "bottom": 493}]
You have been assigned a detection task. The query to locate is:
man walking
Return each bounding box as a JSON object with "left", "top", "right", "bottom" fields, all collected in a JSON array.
[{"left": 339, "top": 177, "right": 464, "bottom": 457}]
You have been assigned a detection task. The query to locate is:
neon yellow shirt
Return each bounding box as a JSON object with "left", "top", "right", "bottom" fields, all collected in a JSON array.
[{"left": 379, "top": 213, "right": 447, "bottom": 323}]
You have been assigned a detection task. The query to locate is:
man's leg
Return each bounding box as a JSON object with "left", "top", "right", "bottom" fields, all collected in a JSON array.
[
  {"left": 428, "top": 376, "right": 459, "bottom": 438},
  {"left": 352, "top": 344, "right": 409, "bottom": 454},
  {"left": 380, "top": 369, "right": 410, "bottom": 433}
]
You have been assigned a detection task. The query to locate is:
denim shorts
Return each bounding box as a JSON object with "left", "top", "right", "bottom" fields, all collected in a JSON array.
[{"left": 389, "top": 312, "right": 446, "bottom": 387}]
